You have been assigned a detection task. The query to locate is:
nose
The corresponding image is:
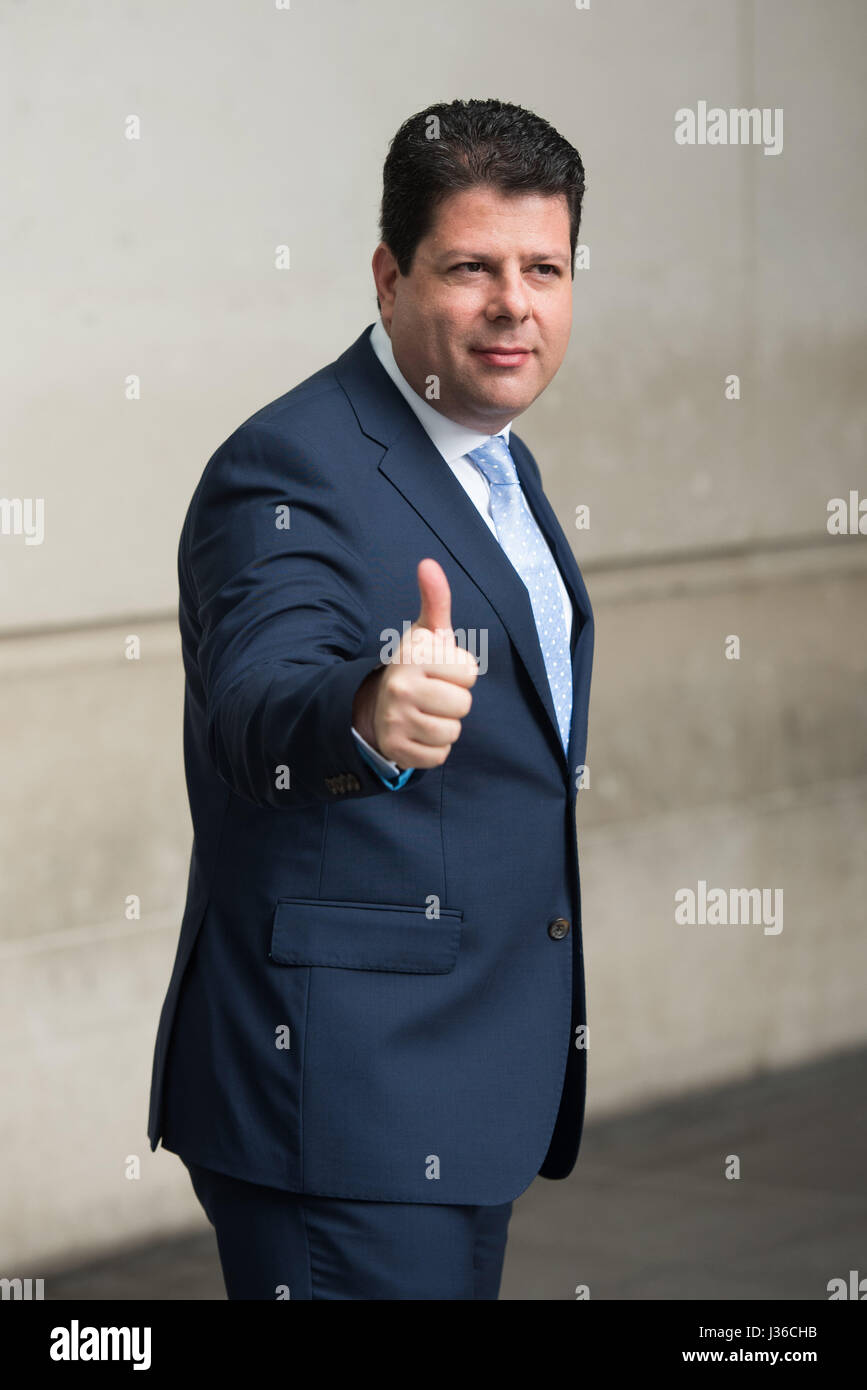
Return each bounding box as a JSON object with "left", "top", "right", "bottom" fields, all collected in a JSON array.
[{"left": 485, "top": 269, "right": 531, "bottom": 321}]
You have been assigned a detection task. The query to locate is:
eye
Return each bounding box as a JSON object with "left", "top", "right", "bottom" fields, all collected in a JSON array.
[{"left": 452, "top": 261, "right": 562, "bottom": 277}]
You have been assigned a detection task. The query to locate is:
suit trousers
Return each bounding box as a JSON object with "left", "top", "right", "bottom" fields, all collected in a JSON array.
[{"left": 184, "top": 1160, "right": 513, "bottom": 1300}]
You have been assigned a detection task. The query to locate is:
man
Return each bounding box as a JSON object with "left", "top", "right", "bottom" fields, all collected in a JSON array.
[{"left": 147, "top": 97, "right": 594, "bottom": 1301}]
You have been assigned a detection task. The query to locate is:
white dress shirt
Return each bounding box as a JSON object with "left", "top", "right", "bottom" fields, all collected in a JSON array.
[{"left": 351, "top": 317, "right": 573, "bottom": 779}]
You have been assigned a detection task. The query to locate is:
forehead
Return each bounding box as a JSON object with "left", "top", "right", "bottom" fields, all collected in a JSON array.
[{"left": 423, "top": 185, "right": 571, "bottom": 252}]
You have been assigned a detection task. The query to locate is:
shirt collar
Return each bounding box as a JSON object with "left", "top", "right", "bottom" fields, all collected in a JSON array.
[{"left": 368, "top": 317, "right": 512, "bottom": 464}]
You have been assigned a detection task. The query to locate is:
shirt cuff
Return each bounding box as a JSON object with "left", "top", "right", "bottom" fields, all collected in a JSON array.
[{"left": 351, "top": 726, "right": 415, "bottom": 790}]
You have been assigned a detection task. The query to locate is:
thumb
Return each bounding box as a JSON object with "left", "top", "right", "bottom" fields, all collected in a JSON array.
[{"left": 414, "top": 558, "right": 452, "bottom": 634}]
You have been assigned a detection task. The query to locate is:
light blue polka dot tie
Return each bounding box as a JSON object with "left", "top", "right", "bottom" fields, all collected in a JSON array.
[{"left": 468, "top": 436, "right": 572, "bottom": 752}]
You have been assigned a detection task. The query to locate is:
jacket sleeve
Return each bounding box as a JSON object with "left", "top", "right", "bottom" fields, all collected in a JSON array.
[{"left": 185, "top": 417, "right": 428, "bottom": 808}]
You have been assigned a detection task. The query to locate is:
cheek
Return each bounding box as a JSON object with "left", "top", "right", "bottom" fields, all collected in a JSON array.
[
  {"left": 548, "top": 311, "right": 572, "bottom": 355},
  {"left": 439, "top": 316, "right": 472, "bottom": 355}
]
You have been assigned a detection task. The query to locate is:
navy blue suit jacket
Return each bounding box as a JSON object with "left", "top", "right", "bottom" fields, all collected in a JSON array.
[{"left": 147, "top": 324, "right": 594, "bottom": 1204}]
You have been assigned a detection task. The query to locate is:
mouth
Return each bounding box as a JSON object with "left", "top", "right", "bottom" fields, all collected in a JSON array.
[{"left": 471, "top": 346, "right": 533, "bottom": 368}]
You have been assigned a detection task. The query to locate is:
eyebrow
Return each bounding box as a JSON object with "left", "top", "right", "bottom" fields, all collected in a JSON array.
[{"left": 438, "top": 249, "right": 571, "bottom": 266}]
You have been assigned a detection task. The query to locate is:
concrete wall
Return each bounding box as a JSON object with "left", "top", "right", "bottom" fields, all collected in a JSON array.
[{"left": 2, "top": 0, "right": 865, "bottom": 1269}]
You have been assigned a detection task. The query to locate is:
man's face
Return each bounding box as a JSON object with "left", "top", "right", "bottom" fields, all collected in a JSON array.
[{"left": 372, "top": 185, "right": 573, "bottom": 434}]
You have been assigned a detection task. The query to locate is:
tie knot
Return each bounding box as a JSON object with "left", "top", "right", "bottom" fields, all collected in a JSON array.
[{"left": 467, "top": 435, "right": 519, "bottom": 488}]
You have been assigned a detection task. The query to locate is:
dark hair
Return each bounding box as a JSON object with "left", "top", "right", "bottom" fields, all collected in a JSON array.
[{"left": 377, "top": 98, "right": 585, "bottom": 307}]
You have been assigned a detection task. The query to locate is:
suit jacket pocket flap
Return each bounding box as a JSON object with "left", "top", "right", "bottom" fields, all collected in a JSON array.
[{"left": 268, "top": 897, "right": 463, "bottom": 973}]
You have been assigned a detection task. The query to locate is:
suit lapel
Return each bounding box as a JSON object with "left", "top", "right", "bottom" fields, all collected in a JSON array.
[{"left": 334, "top": 326, "right": 593, "bottom": 770}]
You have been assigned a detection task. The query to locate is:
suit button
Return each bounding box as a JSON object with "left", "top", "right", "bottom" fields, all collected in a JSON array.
[{"left": 548, "top": 917, "right": 570, "bottom": 940}]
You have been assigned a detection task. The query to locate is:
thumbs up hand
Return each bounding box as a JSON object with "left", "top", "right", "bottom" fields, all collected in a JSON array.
[{"left": 352, "top": 559, "right": 478, "bottom": 770}]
